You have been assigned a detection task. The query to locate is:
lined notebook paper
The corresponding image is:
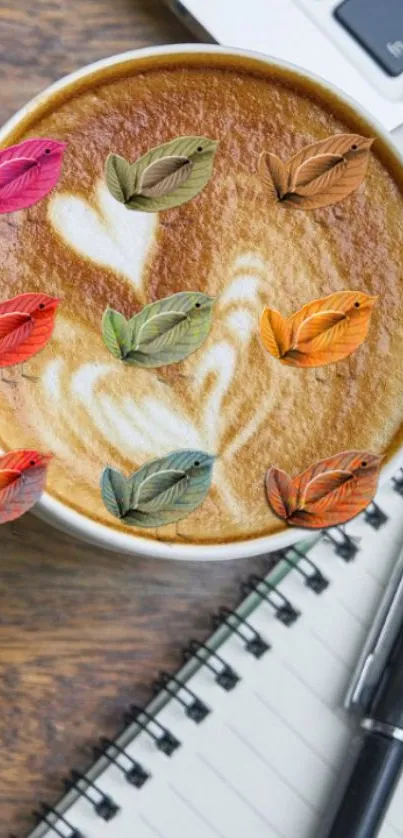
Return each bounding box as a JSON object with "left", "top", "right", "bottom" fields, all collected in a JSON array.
[{"left": 28, "top": 473, "right": 403, "bottom": 838}]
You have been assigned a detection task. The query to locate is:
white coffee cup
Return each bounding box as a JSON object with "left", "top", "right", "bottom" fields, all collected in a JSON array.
[{"left": 1, "top": 44, "right": 401, "bottom": 561}]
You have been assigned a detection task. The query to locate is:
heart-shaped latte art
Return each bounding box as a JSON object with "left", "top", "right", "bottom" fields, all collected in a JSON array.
[{"left": 49, "top": 181, "right": 158, "bottom": 301}]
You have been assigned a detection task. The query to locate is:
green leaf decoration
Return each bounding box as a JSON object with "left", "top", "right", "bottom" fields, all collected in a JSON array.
[
  {"left": 105, "top": 154, "right": 134, "bottom": 203},
  {"left": 102, "top": 308, "right": 131, "bottom": 359},
  {"left": 100, "top": 467, "right": 132, "bottom": 519},
  {"left": 139, "top": 156, "right": 193, "bottom": 198},
  {"left": 136, "top": 310, "right": 188, "bottom": 347},
  {"left": 102, "top": 292, "right": 215, "bottom": 368},
  {"left": 104, "top": 136, "right": 219, "bottom": 212},
  {"left": 100, "top": 449, "right": 215, "bottom": 528}
]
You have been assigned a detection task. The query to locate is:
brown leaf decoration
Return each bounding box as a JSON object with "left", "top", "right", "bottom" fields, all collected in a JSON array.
[
  {"left": 258, "top": 133, "right": 374, "bottom": 210},
  {"left": 260, "top": 290, "right": 377, "bottom": 368},
  {"left": 292, "top": 156, "right": 348, "bottom": 202},
  {"left": 287, "top": 134, "right": 372, "bottom": 179},
  {"left": 291, "top": 153, "right": 344, "bottom": 192},
  {"left": 139, "top": 155, "right": 193, "bottom": 198},
  {"left": 258, "top": 152, "right": 288, "bottom": 200},
  {"left": 265, "top": 451, "right": 382, "bottom": 529}
]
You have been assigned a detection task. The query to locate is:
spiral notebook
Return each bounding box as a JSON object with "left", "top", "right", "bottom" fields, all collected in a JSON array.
[{"left": 24, "top": 471, "right": 403, "bottom": 838}]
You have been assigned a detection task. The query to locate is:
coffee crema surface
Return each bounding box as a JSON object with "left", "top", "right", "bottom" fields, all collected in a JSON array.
[{"left": 1, "top": 53, "right": 403, "bottom": 545}]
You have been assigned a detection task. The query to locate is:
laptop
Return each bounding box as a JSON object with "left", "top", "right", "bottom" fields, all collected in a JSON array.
[{"left": 163, "top": 0, "right": 403, "bottom": 152}]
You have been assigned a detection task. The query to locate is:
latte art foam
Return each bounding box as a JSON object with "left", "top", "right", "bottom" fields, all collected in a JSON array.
[
  {"left": 50, "top": 182, "right": 158, "bottom": 303},
  {"left": 0, "top": 54, "right": 402, "bottom": 544}
]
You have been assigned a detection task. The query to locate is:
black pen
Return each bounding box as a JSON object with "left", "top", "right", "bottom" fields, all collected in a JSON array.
[{"left": 317, "top": 543, "right": 403, "bottom": 838}]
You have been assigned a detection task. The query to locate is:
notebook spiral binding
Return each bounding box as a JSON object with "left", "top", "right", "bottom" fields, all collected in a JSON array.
[
  {"left": 31, "top": 805, "right": 82, "bottom": 838},
  {"left": 24, "top": 487, "right": 399, "bottom": 838},
  {"left": 92, "top": 738, "right": 150, "bottom": 788}
]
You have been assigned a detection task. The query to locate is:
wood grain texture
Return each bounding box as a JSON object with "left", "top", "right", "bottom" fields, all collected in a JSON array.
[
  {"left": 0, "top": 3, "right": 275, "bottom": 834},
  {"left": 0, "top": 0, "right": 195, "bottom": 124}
]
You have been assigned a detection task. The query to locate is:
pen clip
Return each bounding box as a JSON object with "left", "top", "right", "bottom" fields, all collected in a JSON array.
[{"left": 345, "top": 543, "right": 403, "bottom": 714}]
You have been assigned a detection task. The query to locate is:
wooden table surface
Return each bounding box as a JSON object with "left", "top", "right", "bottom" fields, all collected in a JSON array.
[{"left": 0, "top": 3, "right": 274, "bottom": 835}]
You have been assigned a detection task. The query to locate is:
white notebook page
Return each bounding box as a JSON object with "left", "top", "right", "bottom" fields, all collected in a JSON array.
[{"left": 31, "top": 477, "right": 403, "bottom": 838}]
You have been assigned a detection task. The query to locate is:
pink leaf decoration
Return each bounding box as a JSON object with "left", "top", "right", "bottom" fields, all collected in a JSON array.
[
  {"left": 0, "top": 158, "right": 37, "bottom": 192},
  {"left": 0, "top": 138, "right": 67, "bottom": 213},
  {"left": 0, "top": 449, "right": 52, "bottom": 524}
]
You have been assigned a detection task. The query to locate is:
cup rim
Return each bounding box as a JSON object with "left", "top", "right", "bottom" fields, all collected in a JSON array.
[{"left": 1, "top": 42, "right": 402, "bottom": 560}]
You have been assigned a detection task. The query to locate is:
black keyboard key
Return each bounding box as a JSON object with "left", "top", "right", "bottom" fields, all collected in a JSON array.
[{"left": 335, "top": 0, "right": 403, "bottom": 77}]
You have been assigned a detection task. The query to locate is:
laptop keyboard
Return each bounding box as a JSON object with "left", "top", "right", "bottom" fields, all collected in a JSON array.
[
  {"left": 295, "top": 0, "right": 403, "bottom": 102},
  {"left": 335, "top": 0, "right": 403, "bottom": 77}
]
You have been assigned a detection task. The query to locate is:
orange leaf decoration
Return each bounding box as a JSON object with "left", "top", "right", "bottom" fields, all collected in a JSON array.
[
  {"left": 260, "top": 306, "right": 291, "bottom": 358},
  {"left": 266, "top": 450, "right": 382, "bottom": 529},
  {"left": 258, "top": 133, "right": 374, "bottom": 210},
  {"left": 260, "top": 290, "right": 377, "bottom": 368}
]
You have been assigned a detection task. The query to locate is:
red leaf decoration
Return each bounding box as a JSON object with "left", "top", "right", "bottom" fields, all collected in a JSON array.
[
  {"left": 0, "top": 469, "right": 20, "bottom": 491},
  {"left": 0, "top": 313, "right": 33, "bottom": 356},
  {"left": 0, "top": 138, "right": 67, "bottom": 213},
  {"left": 265, "top": 451, "right": 382, "bottom": 529},
  {"left": 0, "top": 449, "right": 52, "bottom": 524},
  {"left": 0, "top": 293, "right": 60, "bottom": 367}
]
